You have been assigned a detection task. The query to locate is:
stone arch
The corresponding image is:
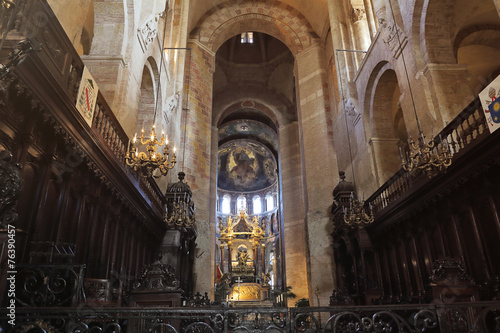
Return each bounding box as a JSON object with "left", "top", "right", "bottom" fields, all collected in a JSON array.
[
  {"left": 408, "top": 0, "right": 500, "bottom": 123},
  {"left": 453, "top": 23, "right": 500, "bottom": 95},
  {"left": 416, "top": 0, "right": 456, "bottom": 64},
  {"left": 214, "top": 90, "right": 285, "bottom": 129},
  {"left": 191, "top": 0, "right": 315, "bottom": 55},
  {"left": 217, "top": 101, "right": 280, "bottom": 130},
  {"left": 364, "top": 61, "right": 407, "bottom": 185},
  {"left": 414, "top": 0, "right": 500, "bottom": 65},
  {"left": 136, "top": 57, "right": 161, "bottom": 134}
]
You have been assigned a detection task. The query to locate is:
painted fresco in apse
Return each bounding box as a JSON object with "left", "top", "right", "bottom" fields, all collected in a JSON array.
[{"left": 218, "top": 140, "right": 277, "bottom": 192}]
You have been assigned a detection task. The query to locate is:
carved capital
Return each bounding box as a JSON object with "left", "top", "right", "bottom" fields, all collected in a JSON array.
[{"left": 351, "top": 7, "right": 366, "bottom": 23}]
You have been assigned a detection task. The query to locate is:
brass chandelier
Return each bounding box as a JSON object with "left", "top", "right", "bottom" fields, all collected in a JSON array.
[
  {"left": 343, "top": 192, "right": 374, "bottom": 227},
  {"left": 400, "top": 130, "right": 452, "bottom": 178},
  {"left": 126, "top": 127, "right": 176, "bottom": 178}
]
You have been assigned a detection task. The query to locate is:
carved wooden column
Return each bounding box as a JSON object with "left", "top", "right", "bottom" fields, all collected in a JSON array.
[
  {"left": 467, "top": 204, "right": 493, "bottom": 279},
  {"left": 220, "top": 244, "right": 225, "bottom": 273},
  {"left": 128, "top": 223, "right": 138, "bottom": 278},
  {"left": 253, "top": 246, "right": 258, "bottom": 279},
  {"left": 227, "top": 243, "right": 232, "bottom": 274},
  {"left": 98, "top": 212, "right": 113, "bottom": 277},
  {"left": 261, "top": 244, "right": 266, "bottom": 274},
  {"left": 86, "top": 196, "right": 102, "bottom": 277},
  {"left": 409, "top": 235, "right": 425, "bottom": 293},
  {"left": 397, "top": 238, "right": 412, "bottom": 299},
  {"left": 32, "top": 146, "right": 57, "bottom": 243},
  {"left": 382, "top": 247, "right": 394, "bottom": 297}
]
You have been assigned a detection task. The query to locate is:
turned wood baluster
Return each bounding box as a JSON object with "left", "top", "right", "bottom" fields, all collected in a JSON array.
[
  {"left": 101, "top": 114, "right": 109, "bottom": 139},
  {"left": 104, "top": 118, "right": 112, "bottom": 143},
  {"left": 92, "top": 104, "right": 101, "bottom": 129},
  {"left": 111, "top": 131, "right": 118, "bottom": 156},
  {"left": 97, "top": 105, "right": 105, "bottom": 133},
  {"left": 108, "top": 127, "right": 115, "bottom": 149}
]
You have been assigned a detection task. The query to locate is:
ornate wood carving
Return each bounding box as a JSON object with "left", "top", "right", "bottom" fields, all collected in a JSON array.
[{"left": 0, "top": 150, "right": 24, "bottom": 227}]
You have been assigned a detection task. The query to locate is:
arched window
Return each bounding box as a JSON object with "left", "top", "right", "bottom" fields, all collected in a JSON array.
[
  {"left": 221, "top": 195, "right": 231, "bottom": 214},
  {"left": 252, "top": 195, "right": 262, "bottom": 214},
  {"left": 265, "top": 193, "right": 274, "bottom": 211},
  {"left": 236, "top": 196, "right": 247, "bottom": 213}
]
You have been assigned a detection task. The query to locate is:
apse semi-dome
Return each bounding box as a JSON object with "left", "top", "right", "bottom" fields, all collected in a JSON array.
[{"left": 218, "top": 139, "right": 277, "bottom": 192}]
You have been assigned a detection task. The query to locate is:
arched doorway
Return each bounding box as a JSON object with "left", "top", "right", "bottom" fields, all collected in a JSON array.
[{"left": 212, "top": 32, "right": 295, "bottom": 305}]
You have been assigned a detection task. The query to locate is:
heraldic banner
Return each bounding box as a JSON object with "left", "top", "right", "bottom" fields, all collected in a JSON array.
[
  {"left": 479, "top": 74, "right": 500, "bottom": 133},
  {"left": 76, "top": 66, "right": 99, "bottom": 127}
]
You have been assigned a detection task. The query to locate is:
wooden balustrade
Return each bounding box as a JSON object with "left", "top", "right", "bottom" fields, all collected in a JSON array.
[{"left": 367, "top": 98, "right": 487, "bottom": 215}]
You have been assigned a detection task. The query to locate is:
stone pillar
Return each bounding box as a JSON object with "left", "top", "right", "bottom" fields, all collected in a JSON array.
[
  {"left": 294, "top": 43, "right": 338, "bottom": 305},
  {"left": 368, "top": 137, "right": 401, "bottom": 186},
  {"left": 421, "top": 63, "right": 475, "bottom": 126},
  {"left": 183, "top": 39, "right": 215, "bottom": 295},
  {"left": 82, "top": 0, "right": 127, "bottom": 111},
  {"left": 279, "top": 121, "right": 308, "bottom": 301},
  {"left": 351, "top": 7, "right": 371, "bottom": 52}
]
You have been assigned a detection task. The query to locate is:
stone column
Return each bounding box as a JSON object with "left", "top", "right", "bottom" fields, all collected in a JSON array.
[
  {"left": 294, "top": 43, "right": 338, "bottom": 306},
  {"left": 183, "top": 39, "right": 215, "bottom": 295},
  {"left": 81, "top": 0, "right": 127, "bottom": 111},
  {"left": 368, "top": 137, "right": 401, "bottom": 186},
  {"left": 421, "top": 63, "right": 475, "bottom": 126},
  {"left": 351, "top": 7, "right": 371, "bottom": 52},
  {"left": 279, "top": 121, "right": 308, "bottom": 301}
]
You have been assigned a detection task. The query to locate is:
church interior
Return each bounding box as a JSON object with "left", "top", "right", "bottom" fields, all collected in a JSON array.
[{"left": 1, "top": 0, "right": 500, "bottom": 331}]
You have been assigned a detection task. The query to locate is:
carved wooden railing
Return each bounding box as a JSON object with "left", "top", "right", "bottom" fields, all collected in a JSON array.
[
  {"left": 1, "top": 0, "right": 165, "bottom": 215},
  {"left": 367, "top": 98, "right": 487, "bottom": 214},
  {"left": 92, "top": 92, "right": 165, "bottom": 214}
]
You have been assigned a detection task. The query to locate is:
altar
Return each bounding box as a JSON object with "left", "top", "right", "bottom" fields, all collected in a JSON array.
[{"left": 229, "top": 282, "right": 270, "bottom": 302}]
